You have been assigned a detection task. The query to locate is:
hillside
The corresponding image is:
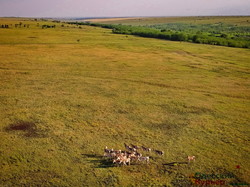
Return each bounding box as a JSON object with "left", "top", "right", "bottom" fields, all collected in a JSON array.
[
  {"left": 87, "top": 16, "right": 250, "bottom": 26},
  {"left": 82, "top": 16, "right": 250, "bottom": 49}
]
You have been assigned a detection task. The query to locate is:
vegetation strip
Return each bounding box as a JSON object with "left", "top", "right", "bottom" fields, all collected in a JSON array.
[{"left": 68, "top": 21, "right": 250, "bottom": 48}]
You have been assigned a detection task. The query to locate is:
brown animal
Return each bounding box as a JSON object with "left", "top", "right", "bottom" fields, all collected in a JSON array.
[
  {"left": 187, "top": 156, "right": 195, "bottom": 162},
  {"left": 141, "top": 146, "right": 151, "bottom": 152},
  {"left": 154, "top": 150, "right": 164, "bottom": 156},
  {"left": 113, "top": 155, "right": 131, "bottom": 166},
  {"left": 131, "top": 144, "right": 140, "bottom": 149},
  {"left": 124, "top": 143, "right": 134, "bottom": 152},
  {"left": 104, "top": 146, "right": 113, "bottom": 153}
]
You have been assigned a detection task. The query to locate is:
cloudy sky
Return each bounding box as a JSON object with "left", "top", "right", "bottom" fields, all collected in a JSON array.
[{"left": 0, "top": 0, "right": 249, "bottom": 17}]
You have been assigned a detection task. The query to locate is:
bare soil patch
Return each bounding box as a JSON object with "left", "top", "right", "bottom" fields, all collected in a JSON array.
[{"left": 5, "top": 121, "right": 45, "bottom": 138}]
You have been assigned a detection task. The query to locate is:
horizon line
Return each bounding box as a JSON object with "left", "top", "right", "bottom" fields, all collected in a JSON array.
[{"left": 0, "top": 15, "right": 250, "bottom": 19}]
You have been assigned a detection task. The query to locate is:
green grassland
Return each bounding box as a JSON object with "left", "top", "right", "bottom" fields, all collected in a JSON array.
[
  {"left": 86, "top": 16, "right": 250, "bottom": 48},
  {"left": 92, "top": 16, "right": 250, "bottom": 26},
  {"left": 0, "top": 18, "right": 250, "bottom": 186}
]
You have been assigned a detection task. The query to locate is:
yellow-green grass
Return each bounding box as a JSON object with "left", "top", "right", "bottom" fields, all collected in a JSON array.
[
  {"left": 0, "top": 18, "right": 249, "bottom": 186},
  {"left": 90, "top": 16, "right": 250, "bottom": 26}
]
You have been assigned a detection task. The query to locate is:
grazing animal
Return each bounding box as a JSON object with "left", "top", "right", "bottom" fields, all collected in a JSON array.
[
  {"left": 113, "top": 155, "right": 131, "bottom": 166},
  {"left": 124, "top": 143, "right": 134, "bottom": 152},
  {"left": 130, "top": 152, "right": 143, "bottom": 162},
  {"left": 104, "top": 146, "right": 113, "bottom": 153},
  {"left": 131, "top": 148, "right": 137, "bottom": 152},
  {"left": 141, "top": 146, "right": 151, "bottom": 152},
  {"left": 103, "top": 146, "right": 114, "bottom": 158},
  {"left": 114, "top": 150, "right": 122, "bottom": 154},
  {"left": 124, "top": 143, "right": 129, "bottom": 149},
  {"left": 129, "top": 154, "right": 138, "bottom": 162},
  {"left": 131, "top": 144, "right": 140, "bottom": 149},
  {"left": 127, "top": 152, "right": 137, "bottom": 159},
  {"left": 121, "top": 150, "right": 130, "bottom": 156},
  {"left": 187, "top": 156, "right": 195, "bottom": 162},
  {"left": 110, "top": 152, "right": 117, "bottom": 158},
  {"left": 154, "top": 150, "right": 164, "bottom": 156},
  {"left": 113, "top": 157, "right": 121, "bottom": 166},
  {"left": 121, "top": 156, "right": 131, "bottom": 165},
  {"left": 104, "top": 151, "right": 116, "bottom": 158},
  {"left": 135, "top": 152, "right": 142, "bottom": 157},
  {"left": 138, "top": 156, "right": 150, "bottom": 164}
]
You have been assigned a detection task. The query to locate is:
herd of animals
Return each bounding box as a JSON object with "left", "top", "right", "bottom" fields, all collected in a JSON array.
[
  {"left": 103, "top": 143, "right": 195, "bottom": 166},
  {"left": 103, "top": 143, "right": 163, "bottom": 166}
]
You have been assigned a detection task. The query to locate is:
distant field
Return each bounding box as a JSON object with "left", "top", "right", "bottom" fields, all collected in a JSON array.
[
  {"left": 89, "top": 16, "right": 250, "bottom": 26},
  {"left": 0, "top": 18, "right": 250, "bottom": 186},
  {"left": 83, "top": 16, "right": 250, "bottom": 49},
  {"left": 84, "top": 17, "right": 138, "bottom": 23}
]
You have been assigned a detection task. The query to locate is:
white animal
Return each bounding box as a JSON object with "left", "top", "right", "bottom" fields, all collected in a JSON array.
[{"left": 138, "top": 156, "right": 150, "bottom": 164}]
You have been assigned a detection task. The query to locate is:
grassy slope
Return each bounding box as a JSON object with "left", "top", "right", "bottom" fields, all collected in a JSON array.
[
  {"left": 90, "top": 16, "right": 250, "bottom": 26},
  {"left": 0, "top": 18, "right": 249, "bottom": 186}
]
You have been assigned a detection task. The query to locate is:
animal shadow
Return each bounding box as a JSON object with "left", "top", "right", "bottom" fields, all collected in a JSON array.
[
  {"left": 82, "top": 154, "right": 114, "bottom": 168},
  {"left": 163, "top": 162, "right": 188, "bottom": 166}
]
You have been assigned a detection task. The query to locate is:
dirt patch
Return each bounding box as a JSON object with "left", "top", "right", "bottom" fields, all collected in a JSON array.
[{"left": 5, "top": 121, "right": 45, "bottom": 138}]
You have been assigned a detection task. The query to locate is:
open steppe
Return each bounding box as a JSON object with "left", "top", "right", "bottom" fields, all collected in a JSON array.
[{"left": 0, "top": 17, "right": 249, "bottom": 186}]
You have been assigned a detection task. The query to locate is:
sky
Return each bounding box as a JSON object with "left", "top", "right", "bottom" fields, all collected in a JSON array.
[{"left": 0, "top": 0, "right": 249, "bottom": 18}]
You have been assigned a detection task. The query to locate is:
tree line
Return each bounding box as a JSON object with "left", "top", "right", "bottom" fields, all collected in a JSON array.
[{"left": 0, "top": 22, "right": 56, "bottom": 29}]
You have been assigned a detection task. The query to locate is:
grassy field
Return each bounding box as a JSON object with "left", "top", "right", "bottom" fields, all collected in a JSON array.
[
  {"left": 0, "top": 18, "right": 250, "bottom": 186},
  {"left": 84, "top": 16, "right": 250, "bottom": 48},
  {"left": 89, "top": 16, "right": 250, "bottom": 26}
]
